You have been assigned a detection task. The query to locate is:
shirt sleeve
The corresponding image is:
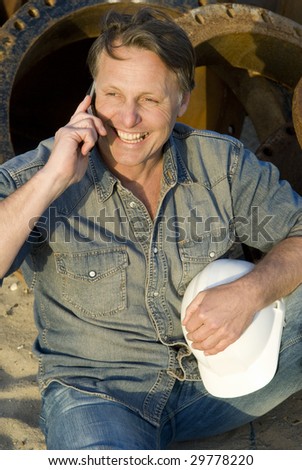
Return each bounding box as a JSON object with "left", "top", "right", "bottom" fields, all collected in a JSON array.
[{"left": 230, "top": 146, "right": 302, "bottom": 252}]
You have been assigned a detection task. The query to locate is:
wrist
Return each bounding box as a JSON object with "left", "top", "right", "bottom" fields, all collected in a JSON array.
[{"left": 36, "top": 165, "right": 71, "bottom": 202}]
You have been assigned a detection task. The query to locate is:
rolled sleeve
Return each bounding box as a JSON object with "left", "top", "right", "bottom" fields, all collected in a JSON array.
[{"left": 231, "top": 147, "right": 302, "bottom": 252}]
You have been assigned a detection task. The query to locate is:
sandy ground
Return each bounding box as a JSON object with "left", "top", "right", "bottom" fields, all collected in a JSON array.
[{"left": 0, "top": 272, "right": 301, "bottom": 451}]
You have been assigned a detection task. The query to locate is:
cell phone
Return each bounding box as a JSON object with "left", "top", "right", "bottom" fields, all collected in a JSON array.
[{"left": 87, "top": 81, "right": 96, "bottom": 116}]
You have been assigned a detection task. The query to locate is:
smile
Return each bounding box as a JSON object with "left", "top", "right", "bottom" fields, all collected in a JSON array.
[{"left": 115, "top": 129, "right": 149, "bottom": 143}]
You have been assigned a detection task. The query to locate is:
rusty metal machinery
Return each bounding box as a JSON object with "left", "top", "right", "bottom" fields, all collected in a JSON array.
[
  {"left": 200, "top": 0, "right": 302, "bottom": 25},
  {"left": 293, "top": 77, "right": 302, "bottom": 150},
  {"left": 178, "top": 4, "right": 302, "bottom": 89},
  {"left": 179, "top": 4, "right": 302, "bottom": 193},
  {"left": 0, "top": 1, "right": 302, "bottom": 194},
  {"left": 0, "top": 1, "right": 27, "bottom": 24}
]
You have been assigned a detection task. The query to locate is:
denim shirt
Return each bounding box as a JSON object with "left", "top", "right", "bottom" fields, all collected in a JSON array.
[{"left": 1, "top": 123, "right": 302, "bottom": 426}]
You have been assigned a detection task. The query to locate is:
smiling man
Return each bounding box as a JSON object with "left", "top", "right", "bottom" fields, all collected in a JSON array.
[
  {"left": 91, "top": 44, "right": 189, "bottom": 218},
  {"left": 0, "top": 7, "right": 301, "bottom": 450}
]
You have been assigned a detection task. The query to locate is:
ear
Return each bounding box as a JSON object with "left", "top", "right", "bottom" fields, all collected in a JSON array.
[{"left": 178, "top": 92, "right": 191, "bottom": 117}]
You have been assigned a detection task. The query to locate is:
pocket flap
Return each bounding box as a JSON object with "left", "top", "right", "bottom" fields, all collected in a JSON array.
[{"left": 55, "top": 247, "right": 128, "bottom": 282}]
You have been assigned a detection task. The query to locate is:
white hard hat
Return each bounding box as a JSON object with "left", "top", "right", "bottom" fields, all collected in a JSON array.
[{"left": 181, "top": 259, "right": 285, "bottom": 398}]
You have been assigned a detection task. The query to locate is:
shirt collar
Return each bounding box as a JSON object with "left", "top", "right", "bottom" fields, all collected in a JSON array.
[
  {"left": 88, "top": 131, "right": 193, "bottom": 203},
  {"left": 88, "top": 147, "right": 117, "bottom": 202},
  {"left": 162, "top": 134, "right": 193, "bottom": 187}
]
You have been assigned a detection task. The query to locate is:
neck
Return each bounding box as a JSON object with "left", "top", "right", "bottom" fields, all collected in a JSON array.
[
  {"left": 117, "top": 158, "right": 164, "bottom": 219},
  {"left": 122, "top": 159, "right": 162, "bottom": 184}
]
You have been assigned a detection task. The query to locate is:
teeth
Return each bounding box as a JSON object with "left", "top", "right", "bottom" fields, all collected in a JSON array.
[{"left": 117, "top": 130, "right": 148, "bottom": 143}]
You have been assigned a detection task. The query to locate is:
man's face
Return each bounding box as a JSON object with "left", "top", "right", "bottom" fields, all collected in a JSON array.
[{"left": 94, "top": 46, "right": 189, "bottom": 174}]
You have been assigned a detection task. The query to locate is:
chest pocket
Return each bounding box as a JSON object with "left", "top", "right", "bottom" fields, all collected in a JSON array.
[
  {"left": 177, "top": 231, "right": 231, "bottom": 295},
  {"left": 55, "top": 247, "right": 128, "bottom": 319}
]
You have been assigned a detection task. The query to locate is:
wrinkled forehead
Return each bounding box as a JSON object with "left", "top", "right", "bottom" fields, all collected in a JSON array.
[{"left": 95, "top": 45, "right": 182, "bottom": 95}]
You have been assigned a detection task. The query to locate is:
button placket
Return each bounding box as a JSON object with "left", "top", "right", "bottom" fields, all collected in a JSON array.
[
  {"left": 119, "top": 189, "right": 152, "bottom": 252},
  {"left": 146, "top": 222, "right": 171, "bottom": 342}
]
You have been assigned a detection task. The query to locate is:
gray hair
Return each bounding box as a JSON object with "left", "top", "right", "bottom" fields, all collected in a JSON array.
[{"left": 87, "top": 7, "right": 196, "bottom": 94}]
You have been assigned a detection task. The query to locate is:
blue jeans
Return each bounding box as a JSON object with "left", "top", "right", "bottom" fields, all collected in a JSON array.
[{"left": 40, "top": 290, "right": 302, "bottom": 450}]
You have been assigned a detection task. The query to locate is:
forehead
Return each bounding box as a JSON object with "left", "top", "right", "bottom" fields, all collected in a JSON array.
[{"left": 96, "top": 46, "right": 179, "bottom": 89}]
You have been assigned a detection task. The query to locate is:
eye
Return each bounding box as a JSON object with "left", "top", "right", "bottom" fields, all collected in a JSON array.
[{"left": 143, "top": 97, "right": 159, "bottom": 105}]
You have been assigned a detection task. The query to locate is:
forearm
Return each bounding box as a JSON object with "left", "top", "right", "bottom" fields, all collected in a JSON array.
[
  {"left": 0, "top": 168, "right": 65, "bottom": 278},
  {"left": 236, "top": 237, "right": 302, "bottom": 310}
]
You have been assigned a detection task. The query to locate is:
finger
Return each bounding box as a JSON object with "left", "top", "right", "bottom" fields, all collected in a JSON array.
[
  {"left": 202, "top": 337, "right": 231, "bottom": 356},
  {"left": 76, "top": 128, "right": 98, "bottom": 156},
  {"left": 61, "top": 125, "right": 98, "bottom": 157},
  {"left": 182, "top": 291, "right": 206, "bottom": 327},
  {"left": 191, "top": 334, "right": 230, "bottom": 356},
  {"left": 72, "top": 95, "right": 92, "bottom": 117},
  {"left": 191, "top": 321, "right": 240, "bottom": 355},
  {"left": 186, "top": 323, "right": 209, "bottom": 343},
  {"left": 70, "top": 107, "right": 107, "bottom": 138}
]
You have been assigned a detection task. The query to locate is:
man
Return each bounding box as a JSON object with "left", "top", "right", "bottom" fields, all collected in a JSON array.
[{"left": 0, "top": 7, "right": 301, "bottom": 449}]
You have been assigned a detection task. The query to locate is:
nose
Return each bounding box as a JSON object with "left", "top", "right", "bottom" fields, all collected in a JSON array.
[{"left": 119, "top": 100, "right": 142, "bottom": 128}]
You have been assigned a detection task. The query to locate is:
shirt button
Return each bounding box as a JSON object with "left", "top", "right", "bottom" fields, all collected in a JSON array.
[
  {"left": 209, "top": 251, "right": 215, "bottom": 258},
  {"left": 129, "top": 201, "right": 136, "bottom": 208},
  {"left": 153, "top": 247, "right": 158, "bottom": 254},
  {"left": 89, "top": 270, "right": 97, "bottom": 278},
  {"left": 153, "top": 291, "right": 159, "bottom": 297}
]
